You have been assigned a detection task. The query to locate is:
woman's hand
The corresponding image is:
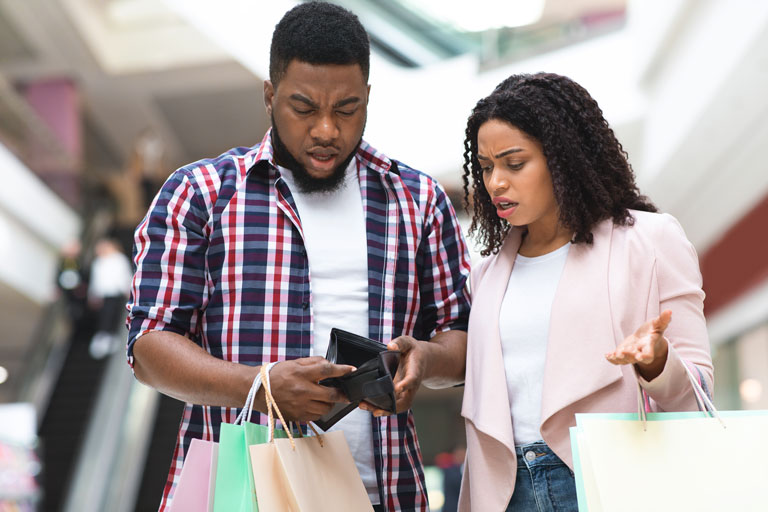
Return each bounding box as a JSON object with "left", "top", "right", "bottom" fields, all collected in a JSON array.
[
  {"left": 605, "top": 310, "right": 672, "bottom": 381},
  {"left": 359, "top": 335, "right": 428, "bottom": 417}
]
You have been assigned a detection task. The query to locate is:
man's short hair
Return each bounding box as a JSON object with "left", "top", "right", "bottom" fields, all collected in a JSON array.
[{"left": 270, "top": 1, "right": 370, "bottom": 87}]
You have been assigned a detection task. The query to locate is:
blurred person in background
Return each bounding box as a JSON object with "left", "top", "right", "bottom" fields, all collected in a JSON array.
[
  {"left": 458, "top": 73, "right": 712, "bottom": 511},
  {"left": 105, "top": 127, "right": 167, "bottom": 255},
  {"left": 88, "top": 237, "right": 132, "bottom": 359},
  {"left": 439, "top": 445, "right": 465, "bottom": 512},
  {"left": 125, "top": 3, "right": 470, "bottom": 510},
  {"left": 55, "top": 238, "right": 89, "bottom": 327}
]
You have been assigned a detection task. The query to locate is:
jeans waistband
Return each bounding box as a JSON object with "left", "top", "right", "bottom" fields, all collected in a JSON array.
[{"left": 515, "top": 441, "right": 565, "bottom": 468}]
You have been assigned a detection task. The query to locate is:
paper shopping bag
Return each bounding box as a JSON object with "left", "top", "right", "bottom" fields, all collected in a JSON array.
[
  {"left": 213, "top": 413, "right": 288, "bottom": 512},
  {"left": 211, "top": 366, "right": 288, "bottom": 512},
  {"left": 250, "top": 430, "right": 373, "bottom": 512},
  {"left": 169, "top": 438, "right": 218, "bottom": 512},
  {"left": 570, "top": 410, "right": 768, "bottom": 511},
  {"left": 249, "top": 364, "right": 373, "bottom": 512}
]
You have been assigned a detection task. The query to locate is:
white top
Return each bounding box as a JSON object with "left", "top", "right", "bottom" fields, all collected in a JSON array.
[
  {"left": 499, "top": 242, "right": 570, "bottom": 445},
  {"left": 278, "top": 161, "right": 379, "bottom": 504},
  {"left": 88, "top": 251, "right": 133, "bottom": 298}
]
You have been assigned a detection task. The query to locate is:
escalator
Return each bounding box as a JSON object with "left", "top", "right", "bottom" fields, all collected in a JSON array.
[{"left": 37, "top": 312, "right": 106, "bottom": 512}]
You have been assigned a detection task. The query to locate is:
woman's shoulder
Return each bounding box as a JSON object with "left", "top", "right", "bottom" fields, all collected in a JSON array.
[
  {"left": 613, "top": 210, "right": 695, "bottom": 263},
  {"left": 621, "top": 209, "right": 688, "bottom": 240}
]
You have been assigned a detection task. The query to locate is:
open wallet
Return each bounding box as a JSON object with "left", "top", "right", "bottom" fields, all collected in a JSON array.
[{"left": 313, "top": 328, "right": 401, "bottom": 431}]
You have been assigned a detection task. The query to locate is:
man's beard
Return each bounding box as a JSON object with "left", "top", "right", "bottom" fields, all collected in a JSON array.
[{"left": 271, "top": 115, "right": 361, "bottom": 194}]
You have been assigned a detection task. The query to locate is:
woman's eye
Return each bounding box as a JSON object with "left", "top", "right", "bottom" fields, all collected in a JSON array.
[
  {"left": 481, "top": 165, "right": 492, "bottom": 173},
  {"left": 508, "top": 162, "right": 524, "bottom": 171}
]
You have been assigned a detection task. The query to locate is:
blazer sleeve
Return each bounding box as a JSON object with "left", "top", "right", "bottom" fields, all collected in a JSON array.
[{"left": 638, "top": 213, "right": 714, "bottom": 411}]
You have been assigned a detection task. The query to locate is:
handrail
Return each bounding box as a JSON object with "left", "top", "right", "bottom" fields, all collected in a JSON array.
[{"left": 62, "top": 349, "right": 160, "bottom": 512}]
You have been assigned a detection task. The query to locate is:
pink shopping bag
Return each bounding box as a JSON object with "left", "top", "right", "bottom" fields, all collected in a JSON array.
[{"left": 169, "top": 438, "right": 219, "bottom": 512}]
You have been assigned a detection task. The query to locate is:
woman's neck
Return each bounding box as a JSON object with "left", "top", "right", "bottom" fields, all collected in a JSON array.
[{"left": 518, "top": 219, "right": 573, "bottom": 257}]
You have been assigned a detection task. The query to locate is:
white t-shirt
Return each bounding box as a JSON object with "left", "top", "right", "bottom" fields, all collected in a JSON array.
[
  {"left": 278, "top": 161, "right": 379, "bottom": 503},
  {"left": 499, "top": 242, "right": 570, "bottom": 445},
  {"left": 89, "top": 251, "right": 133, "bottom": 299}
]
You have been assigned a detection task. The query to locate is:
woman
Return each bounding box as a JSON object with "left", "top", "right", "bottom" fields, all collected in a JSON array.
[{"left": 458, "top": 73, "right": 712, "bottom": 511}]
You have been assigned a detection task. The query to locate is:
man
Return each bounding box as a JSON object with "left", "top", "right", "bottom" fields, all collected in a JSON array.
[{"left": 127, "top": 3, "right": 470, "bottom": 511}]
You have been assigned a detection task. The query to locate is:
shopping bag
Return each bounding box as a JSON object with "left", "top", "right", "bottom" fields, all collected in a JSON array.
[
  {"left": 570, "top": 364, "right": 768, "bottom": 511},
  {"left": 213, "top": 371, "right": 288, "bottom": 512},
  {"left": 169, "top": 438, "right": 218, "bottom": 512},
  {"left": 249, "top": 365, "right": 374, "bottom": 512}
]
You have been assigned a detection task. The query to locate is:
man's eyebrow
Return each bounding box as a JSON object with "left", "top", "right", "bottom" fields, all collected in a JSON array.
[
  {"left": 289, "top": 94, "right": 318, "bottom": 108},
  {"left": 288, "top": 94, "right": 362, "bottom": 109},
  {"left": 333, "top": 97, "right": 362, "bottom": 108}
]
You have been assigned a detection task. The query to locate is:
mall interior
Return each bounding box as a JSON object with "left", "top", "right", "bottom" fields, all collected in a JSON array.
[{"left": 1, "top": 0, "right": 767, "bottom": 510}]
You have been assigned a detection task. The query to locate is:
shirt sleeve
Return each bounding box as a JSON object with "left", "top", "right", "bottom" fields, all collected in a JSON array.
[
  {"left": 125, "top": 168, "right": 210, "bottom": 367},
  {"left": 417, "top": 180, "right": 472, "bottom": 339},
  {"left": 637, "top": 213, "right": 713, "bottom": 411}
]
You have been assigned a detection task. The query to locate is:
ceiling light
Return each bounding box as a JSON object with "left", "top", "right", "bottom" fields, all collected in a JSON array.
[
  {"left": 740, "top": 378, "right": 763, "bottom": 404},
  {"left": 106, "top": 0, "right": 178, "bottom": 26},
  {"left": 401, "top": 0, "right": 545, "bottom": 32},
  {"left": 0, "top": 366, "right": 8, "bottom": 385}
]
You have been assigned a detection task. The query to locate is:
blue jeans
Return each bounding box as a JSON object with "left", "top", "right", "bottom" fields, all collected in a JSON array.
[{"left": 506, "top": 441, "right": 578, "bottom": 512}]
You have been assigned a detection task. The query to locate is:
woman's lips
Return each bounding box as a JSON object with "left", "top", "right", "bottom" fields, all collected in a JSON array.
[{"left": 494, "top": 201, "right": 518, "bottom": 218}]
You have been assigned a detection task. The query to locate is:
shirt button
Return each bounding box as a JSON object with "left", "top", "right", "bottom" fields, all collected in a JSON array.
[
  {"left": 524, "top": 451, "right": 536, "bottom": 462},
  {"left": 302, "top": 302, "right": 309, "bottom": 310}
]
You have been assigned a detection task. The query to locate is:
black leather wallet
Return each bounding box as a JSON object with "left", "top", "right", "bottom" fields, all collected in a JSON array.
[{"left": 314, "top": 328, "right": 401, "bottom": 431}]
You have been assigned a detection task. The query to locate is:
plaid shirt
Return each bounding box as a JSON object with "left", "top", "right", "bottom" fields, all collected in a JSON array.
[{"left": 126, "top": 130, "right": 471, "bottom": 511}]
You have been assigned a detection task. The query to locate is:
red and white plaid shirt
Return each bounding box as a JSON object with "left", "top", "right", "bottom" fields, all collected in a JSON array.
[{"left": 127, "top": 131, "right": 471, "bottom": 511}]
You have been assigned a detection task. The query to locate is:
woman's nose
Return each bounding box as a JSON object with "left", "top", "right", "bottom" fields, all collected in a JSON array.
[{"left": 486, "top": 168, "right": 509, "bottom": 195}]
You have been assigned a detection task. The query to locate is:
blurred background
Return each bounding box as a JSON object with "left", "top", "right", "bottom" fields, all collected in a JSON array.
[{"left": 0, "top": 0, "right": 767, "bottom": 510}]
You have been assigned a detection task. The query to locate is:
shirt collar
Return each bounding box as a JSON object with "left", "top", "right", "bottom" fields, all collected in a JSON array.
[{"left": 248, "top": 128, "right": 394, "bottom": 177}]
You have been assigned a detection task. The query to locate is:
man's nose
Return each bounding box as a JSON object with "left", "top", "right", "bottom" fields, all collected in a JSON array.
[{"left": 310, "top": 112, "right": 339, "bottom": 143}]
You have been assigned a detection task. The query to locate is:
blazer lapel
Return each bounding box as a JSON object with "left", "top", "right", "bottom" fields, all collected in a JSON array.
[
  {"left": 540, "top": 219, "right": 623, "bottom": 427},
  {"left": 463, "top": 228, "right": 524, "bottom": 452}
]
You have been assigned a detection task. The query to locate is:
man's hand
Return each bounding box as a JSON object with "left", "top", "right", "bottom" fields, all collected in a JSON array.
[
  {"left": 262, "top": 356, "right": 356, "bottom": 422},
  {"left": 605, "top": 310, "right": 671, "bottom": 381}
]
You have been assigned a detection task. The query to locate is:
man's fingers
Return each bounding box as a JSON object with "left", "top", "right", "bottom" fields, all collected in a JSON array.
[
  {"left": 359, "top": 401, "right": 390, "bottom": 417},
  {"left": 314, "top": 361, "right": 357, "bottom": 379},
  {"left": 316, "top": 385, "right": 349, "bottom": 404}
]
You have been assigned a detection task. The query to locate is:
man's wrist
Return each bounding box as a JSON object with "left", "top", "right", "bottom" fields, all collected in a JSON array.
[{"left": 250, "top": 361, "right": 279, "bottom": 414}]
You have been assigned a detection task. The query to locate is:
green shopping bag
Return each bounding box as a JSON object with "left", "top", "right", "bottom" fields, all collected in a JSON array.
[{"left": 213, "top": 370, "right": 288, "bottom": 512}]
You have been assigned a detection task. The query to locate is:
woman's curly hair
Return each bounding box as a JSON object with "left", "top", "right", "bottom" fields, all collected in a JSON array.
[{"left": 462, "top": 72, "right": 656, "bottom": 256}]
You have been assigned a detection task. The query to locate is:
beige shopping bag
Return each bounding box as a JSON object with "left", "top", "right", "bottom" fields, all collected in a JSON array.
[
  {"left": 570, "top": 364, "right": 768, "bottom": 512},
  {"left": 249, "top": 366, "right": 374, "bottom": 512}
]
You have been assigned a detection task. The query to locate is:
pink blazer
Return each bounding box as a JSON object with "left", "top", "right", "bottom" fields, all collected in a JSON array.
[{"left": 458, "top": 211, "right": 713, "bottom": 511}]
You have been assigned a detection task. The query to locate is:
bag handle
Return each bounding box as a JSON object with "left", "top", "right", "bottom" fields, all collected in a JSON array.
[
  {"left": 637, "top": 361, "right": 725, "bottom": 431},
  {"left": 234, "top": 362, "right": 279, "bottom": 425},
  {"left": 260, "top": 365, "right": 324, "bottom": 450}
]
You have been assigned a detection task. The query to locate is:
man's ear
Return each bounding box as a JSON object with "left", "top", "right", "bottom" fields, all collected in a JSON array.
[
  {"left": 264, "top": 80, "right": 275, "bottom": 116},
  {"left": 366, "top": 84, "right": 371, "bottom": 105}
]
